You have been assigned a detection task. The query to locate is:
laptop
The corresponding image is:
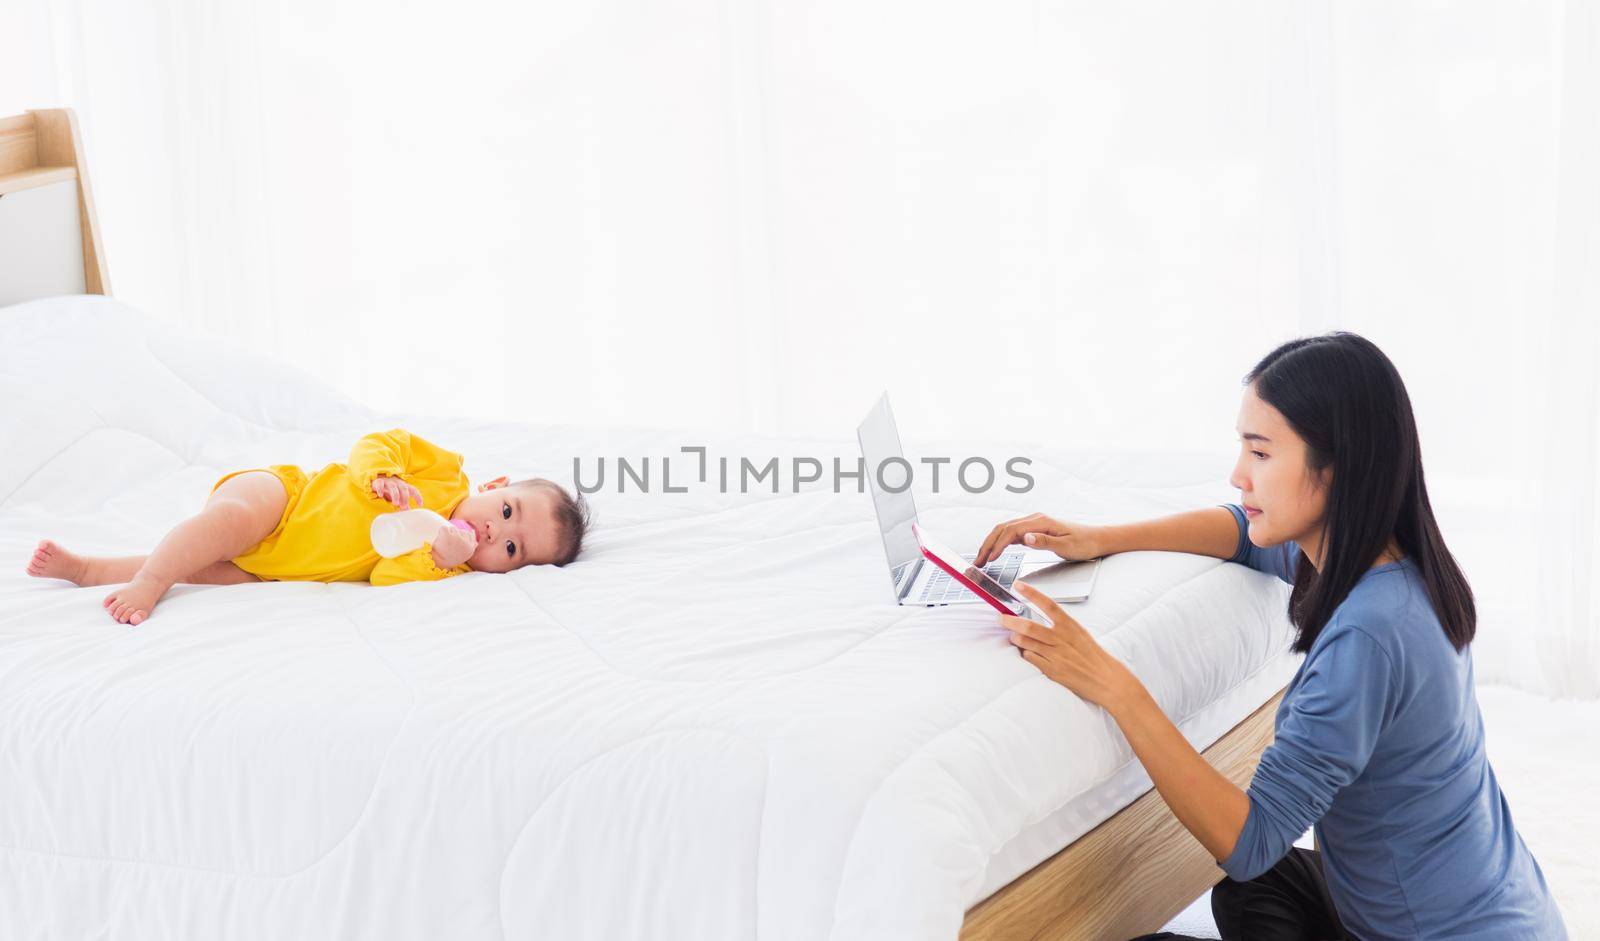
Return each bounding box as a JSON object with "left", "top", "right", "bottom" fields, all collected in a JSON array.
[{"left": 857, "top": 393, "right": 1100, "bottom": 607}]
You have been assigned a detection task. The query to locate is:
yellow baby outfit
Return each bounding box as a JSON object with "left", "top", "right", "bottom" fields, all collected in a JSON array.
[{"left": 211, "top": 428, "right": 473, "bottom": 586}]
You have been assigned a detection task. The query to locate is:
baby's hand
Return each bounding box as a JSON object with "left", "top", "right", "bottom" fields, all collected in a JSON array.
[
  {"left": 372, "top": 474, "right": 423, "bottom": 510},
  {"left": 430, "top": 522, "right": 477, "bottom": 569}
]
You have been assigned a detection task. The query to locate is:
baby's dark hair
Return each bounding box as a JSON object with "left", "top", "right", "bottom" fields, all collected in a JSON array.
[{"left": 511, "top": 478, "right": 590, "bottom": 566}]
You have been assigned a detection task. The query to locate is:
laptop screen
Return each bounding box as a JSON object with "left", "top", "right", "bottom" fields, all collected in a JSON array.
[{"left": 857, "top": 393, "right": 920, "bottom": 580}]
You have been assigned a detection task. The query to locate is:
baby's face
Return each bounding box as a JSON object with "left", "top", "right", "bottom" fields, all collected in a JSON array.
[{"left": 449, "top": 481, "right": 563, "bottom": 572}]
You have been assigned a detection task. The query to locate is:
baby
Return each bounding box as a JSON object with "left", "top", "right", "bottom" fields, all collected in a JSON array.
[{"left": 24, "top": 428, "right": 591, "bottom": 625}]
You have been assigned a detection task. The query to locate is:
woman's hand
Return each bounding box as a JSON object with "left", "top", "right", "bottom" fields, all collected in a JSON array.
[
  {"left": 1004, "top": 580, "right": 1251, "bottom": 861},
  {"left": 975, "top": 513, "right": 1106, "bottom": 567},
  {"left": 430, "top": 522, "right": 477, "bottom": 568},
  {"left": 372, "top": 474, "right": 423, "bottom": 510},
  {"left": 1001, "top": 581, "right": 1142, "bottom": 713}
]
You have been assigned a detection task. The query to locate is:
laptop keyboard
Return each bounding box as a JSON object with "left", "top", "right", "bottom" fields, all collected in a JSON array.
[{"left": 919, "top": 550, "right": 1023, "bottom": 605}]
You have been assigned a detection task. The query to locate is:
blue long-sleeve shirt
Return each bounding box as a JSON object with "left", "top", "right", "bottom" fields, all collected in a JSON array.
[{"left": 1218, "top": 504, "right": 1566, "bottom": 940}]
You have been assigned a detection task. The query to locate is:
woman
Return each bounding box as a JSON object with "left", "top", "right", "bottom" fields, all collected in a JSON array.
[{"left": 975, "top": 334, "right": 1566, "bottom": 940}]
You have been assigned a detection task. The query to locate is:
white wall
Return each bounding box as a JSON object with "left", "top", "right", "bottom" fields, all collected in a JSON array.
[
  {"left": 0, "top": 0, "right": 62, "bottom": 116},
  {"left": 10, "top": 0, "right": 1599, "bottom": 696},
  {"left": 13, "top": 0, "right": 1343, "bottom": 448}
]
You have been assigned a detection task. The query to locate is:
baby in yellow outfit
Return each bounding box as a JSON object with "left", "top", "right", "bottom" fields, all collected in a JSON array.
[{"left": 25, "top": 428, "right": 591, "bottom": 625}]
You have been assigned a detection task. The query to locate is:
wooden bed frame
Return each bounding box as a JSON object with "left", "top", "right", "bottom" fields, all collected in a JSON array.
[
  {"left": 0, "top": 107, "right": 111, "bottom": 298},
  {"left": 1, "top": 105, "right": 1283, "bottom": 941},
  {"left": 962, "top": 689, "right": 1283, "bottom": 940}
]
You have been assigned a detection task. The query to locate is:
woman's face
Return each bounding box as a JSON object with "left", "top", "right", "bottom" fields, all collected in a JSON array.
[{"left": 1229, "top": 385, "right": 1329, "bottom": 550}]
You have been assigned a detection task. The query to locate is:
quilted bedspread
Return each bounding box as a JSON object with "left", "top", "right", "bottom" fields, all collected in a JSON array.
[{"left": 0, "top": 295, "right": 1296, "bottom": 940}]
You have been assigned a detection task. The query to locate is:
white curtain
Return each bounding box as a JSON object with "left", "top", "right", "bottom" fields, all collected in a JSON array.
[{"left": 8, "top": 0, "right": 1597, "bottom": 697}]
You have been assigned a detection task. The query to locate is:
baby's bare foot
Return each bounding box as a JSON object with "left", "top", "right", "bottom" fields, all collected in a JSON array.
[
  {"left": 26, "top": 540, "right": 89, "bottom": 584},
  {"left": 103, "top": 574, "right": 170, "bottom": 626}
]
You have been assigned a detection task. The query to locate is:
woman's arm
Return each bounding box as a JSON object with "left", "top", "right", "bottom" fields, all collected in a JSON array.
[
  {"left": 977, "top": 505, "right": 1241, "bottom": 567},
  {"left": 1004, "top": 582, "right": 1250, "bottom": 860},
  {"left": 1107, "top": 677, "right": 1250, "bottom": 861},
  {"left": 1094, "top": 506, "right": 1241, "bottom": 560}
]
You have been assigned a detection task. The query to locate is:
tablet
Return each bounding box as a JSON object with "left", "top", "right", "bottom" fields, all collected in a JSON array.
[{"left": 912, "top": 522, "right": 1051, "bottom": 622}]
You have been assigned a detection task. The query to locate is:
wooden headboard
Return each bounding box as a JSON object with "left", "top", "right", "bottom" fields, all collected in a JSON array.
[{"left": 0, "top": 108, "right": 110, "bottom": 303}]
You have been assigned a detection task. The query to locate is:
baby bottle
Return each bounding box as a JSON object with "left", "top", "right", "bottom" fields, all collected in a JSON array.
[{"left": 371, "top": 509, "right": 477, "bottom": 558}]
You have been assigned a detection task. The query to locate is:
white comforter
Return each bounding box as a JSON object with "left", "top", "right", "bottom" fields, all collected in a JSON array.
[{"left": 0, "top": 295, "right": 1297, "bottom": 940}]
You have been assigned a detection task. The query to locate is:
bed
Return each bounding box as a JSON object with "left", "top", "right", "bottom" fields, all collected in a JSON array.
[{"left": 0, "top": 110, "right": 1298, "bottom": 940}]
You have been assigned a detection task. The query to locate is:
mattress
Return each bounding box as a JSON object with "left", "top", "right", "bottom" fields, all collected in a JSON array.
[{"left": 0, "top": 295, "right": 1299, "bottom": 940}]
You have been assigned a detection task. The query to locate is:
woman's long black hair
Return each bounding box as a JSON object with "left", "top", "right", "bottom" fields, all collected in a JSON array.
[{"left": 1247, "top": 333, "right": 1476, "bottom": 653}]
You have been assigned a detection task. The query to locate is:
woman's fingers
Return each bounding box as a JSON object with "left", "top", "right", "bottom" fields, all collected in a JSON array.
[
  {"left": 980, "top": 514, "right": 1084, "bottom": 566},
  {"left": 978, "top": 515, "right": 1039, "bottom": 566},
  {"left": 976, "top": 523, "right": 1009, "bottom": 567},
  {"left": 1012, "top": 579, "right": 1061, "bottom": 615},
  {"left": 999, "top": 612, "right": 1057, "bottom": 644},
  {"left": 1012, "top": 581, "right": 1089, "bottom": 640},
  {"left": 1022, "top": 531, "right": 1067, "bottom": 553},
  {"left": 996, "top": 520, "right": 1030, "bottom": 554}
]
